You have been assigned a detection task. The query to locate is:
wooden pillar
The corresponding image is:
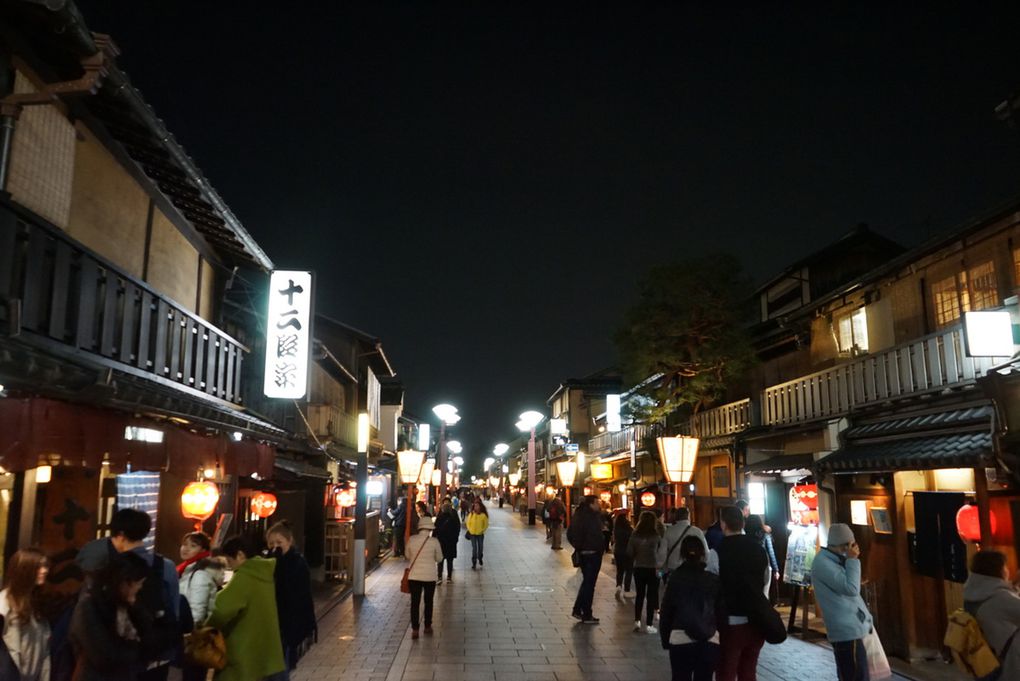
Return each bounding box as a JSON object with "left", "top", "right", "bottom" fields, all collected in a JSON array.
[
  {"left": 975, "top": 467, "right": 993, "bottom": 544},
  {"left": 892, "top": 472, "right": 918, "bottom": 660}
]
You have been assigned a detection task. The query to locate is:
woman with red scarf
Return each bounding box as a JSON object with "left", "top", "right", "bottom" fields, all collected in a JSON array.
[{"left": 178, "top": 531, "right": 217, "bottom": 681}]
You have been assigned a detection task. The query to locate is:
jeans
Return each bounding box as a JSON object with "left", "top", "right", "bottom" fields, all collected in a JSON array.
[
  {"left": 471, "top": 534, "right": 485, "bottom": 564},
  {"left": 408, "top": 580, "right": 436, "bottom": 630},
  {"left": 572, "top": 551, "right": 603, "bottom": 618},
  {"left": 614, "top": 552, "right": 633, "bottom": 590},
  {"left": 550, "top": 522, "right": 563, "bottom": 549},
  {"left": 717, "top": 622, "right": 764, "bottom": 681},
  {"left": 833, "top": 639, "right": 870, "bottom": 681},
  {"left": 633, "top": 567, "right": 659, "bottom": 625},
  {"left": 669, "top": 642, "right": 721, "bottom": 681},
  {"left": 438, "top": 557, "right": 453, "bottom": 580}
]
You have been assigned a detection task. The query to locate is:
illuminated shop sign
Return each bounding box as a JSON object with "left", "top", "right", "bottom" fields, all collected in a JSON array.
[{"left": 264, "top": 270, "right": 314, "bottom": 399}]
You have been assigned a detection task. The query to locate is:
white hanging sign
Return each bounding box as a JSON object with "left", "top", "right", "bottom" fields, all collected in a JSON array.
[{"left": 263, "top": 270, "right": 313, "bottom": 399}]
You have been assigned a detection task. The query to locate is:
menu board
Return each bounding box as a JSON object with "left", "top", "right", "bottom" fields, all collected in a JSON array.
[{"left": 784, "top": 523, "right": 819, "bottom": 587}]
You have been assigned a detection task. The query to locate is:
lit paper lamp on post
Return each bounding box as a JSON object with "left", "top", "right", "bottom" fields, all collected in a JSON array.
[
  {"left": 555, "top": 460, "right": 578, "bottom": 525},
  {"left": 181, "top": 481, "right": 219, "bottom": 531},
  {"left": 417, "top": 458, "right": 435, "bottom": 508},
  {"left": 517, "top": 410, "right": 545, "bottom": 526},
  {"left": 657, "top": 434, "right": 700, "bottom": 516},
  {"left": 397, "top": 450, "right": 426, "bottom": 549}
]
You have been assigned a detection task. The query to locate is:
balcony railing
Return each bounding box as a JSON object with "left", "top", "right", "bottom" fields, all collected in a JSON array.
[
  {"left": 693, "top": 398, "right": 755, "bottom": 437},
  {"left": 0, "top": 201, "right": 246, "bottom": 404},
  {"left": 588, "top": 424, "right": 651, "bottom": 457},
  {"left": 763, "top": 324, "right": 1002, "bottom": 427}
]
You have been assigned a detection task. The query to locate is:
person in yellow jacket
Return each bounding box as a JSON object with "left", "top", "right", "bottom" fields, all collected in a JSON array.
[{"left": 465, "top": 499, "right": 489, "bottom": 569}]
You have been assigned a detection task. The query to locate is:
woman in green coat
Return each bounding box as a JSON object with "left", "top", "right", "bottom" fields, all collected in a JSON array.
[{"left": 207, "top": 535, "right": 285, "bottom": 681}]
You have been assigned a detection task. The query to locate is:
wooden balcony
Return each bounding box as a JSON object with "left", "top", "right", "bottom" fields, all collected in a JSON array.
[
  {"left": 0, "top": 201, "right": 246, "bottom": 405},
  {"left": 588, "top": 424, "right": 651, "bottom": 457},
  {"left": 693, "top": 398, "right": 755, "bottom": 437},
  {"left": 763, "top": 324, "right": 1003, "bottom": 427}
]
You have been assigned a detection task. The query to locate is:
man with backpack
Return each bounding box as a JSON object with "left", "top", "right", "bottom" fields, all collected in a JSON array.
[
  {"left": 811, "top": 523, "right": 873, "bottom": 681},
  {"left": 658, "top": 508, "right": 709, "bottom": 584},
  {"left": 953, "top": 550, "right": 1020, "bottom": 680},
  {"left": 660, "top": 534, "right": 723, "bottom": 681},
  {"left": 76, "top": 508, "right": 181, "bottom": 681}
]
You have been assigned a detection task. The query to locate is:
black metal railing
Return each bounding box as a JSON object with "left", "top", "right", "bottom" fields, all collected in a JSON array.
[{"left": 0, "top": 200, "right": 246, "bottom": 404}]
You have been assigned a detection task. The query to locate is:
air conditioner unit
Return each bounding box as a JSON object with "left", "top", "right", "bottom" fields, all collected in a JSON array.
[{"left": 306, "top": 404, "right": 333, "bottom": 439}]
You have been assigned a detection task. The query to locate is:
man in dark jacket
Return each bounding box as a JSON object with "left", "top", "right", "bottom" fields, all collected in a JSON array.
[
  {"left": 567, "top": 495, "right": 605, "bottom": 624},
  {"left": 546, "top": 496, "right": 566, "bottom": 550},
  {"left": 716, "top": 505, "right": 768, "bottom": 681},
  {"left": 391, "top": 498, "right": 407, "bottom": 557}
]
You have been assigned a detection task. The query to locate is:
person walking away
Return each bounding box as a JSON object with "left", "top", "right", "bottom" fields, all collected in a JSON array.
[
  {"left": 460, "top": 493, "right": 472, "bottom": 522},
  {"left": 76, "top": 508, "right": 180, "bottom": 681},
  {"left": 745, "top": 516, "right": 780, "bottom": 599},
  {"left": 613, "top": 514, "right": 634, "bottom": 595},
  {"left": 716, "top": 506, "right": 768, "bottom": 681},
  {"left": 207, "top": 536, "right": 286, "bottom": 681},
  {"left": 660, "top": 536, "right": 723, "bottom": 681},
  {"left": 962, "top": 550, "right": 1020, "bottom": 680},
  {"left": 1, "top": 548, "right": 51, "bottom": 681},
  {"left": 405, "top": 516, "right": 444, "bottom": 640},
  {"left": 266, "top": 521, "right": 317, "bottom": 680},
  {"left": 658, "top": 508, "right": 709, "bottom": 586},
  {"left": 466, "top": 500, "right": 489, "bottom": 569},
  {"left": 628, "top": 511, "right": 662, "bottom": 634},
  {"left": 704, "top": 508, "right": 724, "bottom": 553},
  {"left": 70, "top": 552, "right": 152, "bottom": 681},
  {"left": 546, "top": 496, "right": 566, "bottom": 550},
  {"left": 567, "top": 495, "right": 605, "bottom": 624},
  {"left": 433, "top": 502, "right": 461, "bottom": 583},
  {"left": 811, "top": 523, "right": 873, "bottom": 681},
  {"left": 415, "top": 500, "right": 431, "bottom": 519},
  {"left": 178, "top": 531, "right": 222, "bottom": 681}
]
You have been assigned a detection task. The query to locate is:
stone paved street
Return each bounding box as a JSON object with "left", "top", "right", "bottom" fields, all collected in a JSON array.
[{"left": 292, "top": 502, "right": 910, "bottom": 681}]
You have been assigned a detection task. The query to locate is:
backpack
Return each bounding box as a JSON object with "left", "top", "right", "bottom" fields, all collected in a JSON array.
[
  {"left": 671, "top": 575, "right": 718, "bottom": 642},
  {"left": 137, "top": 552, "right": 183, "bottom": 660},
  {"left": 944, "top": 599, "right": 1007, "bottom": 681}
]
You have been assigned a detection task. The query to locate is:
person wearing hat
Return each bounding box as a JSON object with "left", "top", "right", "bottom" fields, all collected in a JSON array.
[
  {"left": 404, "top": 515, "right": 444, "bottom": 640},
  {"left": 811, "top": 523, "right": 874, "bottom": 681}
]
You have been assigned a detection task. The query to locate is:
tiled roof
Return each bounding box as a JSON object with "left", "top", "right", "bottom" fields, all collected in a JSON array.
[
  {"left": 817, "top": 431, "right": 993, "bottom": 473},
  {"left": 842, "top": 405, "right": 993, "bottom": 438}
]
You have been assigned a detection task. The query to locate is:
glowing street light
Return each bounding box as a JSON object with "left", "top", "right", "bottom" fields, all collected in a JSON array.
[
  {"left": 493, "top": 443, "right": 509, "bottom": 457},
  {"left": 447, "top": 440, "right": 463, "bottom": 455},
  {"left": 396, "top": 449, "right": 426, "bottom": 547},
  {"left": 432, "top": 404, "right": 460, "bottom": 510},
  {"left": 556, "top": 460, "right": 578, "bottom": 524},
  {"left": 518, "top": 410, "right": 545, "bottom": 525}
]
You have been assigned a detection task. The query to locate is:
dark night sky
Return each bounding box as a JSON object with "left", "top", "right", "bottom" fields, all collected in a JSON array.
[{"left": 76, "top": 2, "right": 1020, "bottom": 471}]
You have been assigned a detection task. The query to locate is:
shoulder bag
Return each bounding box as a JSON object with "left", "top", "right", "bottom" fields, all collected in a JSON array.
[
  {"left": 183, "top": 626, "right": 227, "bottom": 670},
  {"left": 401, "top": 538, "right": 430, "bottom": 594}
]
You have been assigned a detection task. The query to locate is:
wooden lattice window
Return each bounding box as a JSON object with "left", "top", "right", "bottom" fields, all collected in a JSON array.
[
  {"left": 962, "top": 261, "right": 997, "bottom": 311},
  {"left": 932, "top": 274, "right": 961, "bottom": 327}
]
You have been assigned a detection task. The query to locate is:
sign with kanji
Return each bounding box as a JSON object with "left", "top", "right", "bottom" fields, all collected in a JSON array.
[{"left": 264, "top": 270, "right": 313, "bottom": 399}]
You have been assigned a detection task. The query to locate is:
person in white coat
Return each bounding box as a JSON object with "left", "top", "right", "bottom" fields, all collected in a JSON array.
[
  {"left": 404, "top": 516, "right": 444, "bottom": 640},
  {"left": 963, "top": 550, "right": 1020, "bottom": 681}
]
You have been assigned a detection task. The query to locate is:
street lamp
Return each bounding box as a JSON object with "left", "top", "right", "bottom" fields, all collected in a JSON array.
[
  {"left": 657, "top": 435, "right": 700, "bottom": 512},
  {"left": 432, "top": 404, "right": 460, "bottom": 510},
  {"left": 556, "top": 460, "right": 578, "bottom": 525},
  {"left": 518, "top": 410, "right": 545, "bottom": 525},
  {"left": 397, "top": 450, "right": 426, "bottom": 547},
  {"left": 508, "top": 471, "right": 521, "bottom": 487},
  {"left": 493, "top": 443, "right": 509, "bottom": 456}
]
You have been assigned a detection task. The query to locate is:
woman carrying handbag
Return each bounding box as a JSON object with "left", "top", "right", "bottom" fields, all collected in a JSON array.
[{"left": 403, "top": 517, "right": 443, "bottom": 640}]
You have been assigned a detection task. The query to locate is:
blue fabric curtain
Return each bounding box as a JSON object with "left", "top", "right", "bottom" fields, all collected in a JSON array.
[{"left": 116, "top": 471, "right": 161, "bottom": 552}]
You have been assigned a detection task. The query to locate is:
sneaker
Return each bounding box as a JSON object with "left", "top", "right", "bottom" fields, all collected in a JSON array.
[
  {"left": 633, "top": 620, "right": 642, "bottom": 631},
  {"left": 624, "top": 588, "right": 632, "bottom": 594},
  {"left": 424, "top": 626, "right": 433, "bottom": 635},
  {"left": 581, "top": 617, "right": 600, "bottom": 625},
  {"left": 447, "top": 577, "right": 453, "bottom": 583},
  {"left": 471, "top": 563, "right": 476, "bottom": 570},
  {"left": 411, "top": 629, "right": 419, "bottom": 640},
  {"left": 571, "top": 610, "right": 584, "bottom": 621},
  {"left": 479, "top": 558, "right": 484, "bottom": 566},
  {"left": 646, "top": 625, "right": 658, "bottom": 634},
  {"left": 615, "top": 586, "right": 622, "bottom": 596}
]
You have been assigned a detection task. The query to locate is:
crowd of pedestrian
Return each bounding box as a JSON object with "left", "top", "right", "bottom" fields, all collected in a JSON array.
[{"left": 0, "top": 508, "right": 317, "bottom": 681}]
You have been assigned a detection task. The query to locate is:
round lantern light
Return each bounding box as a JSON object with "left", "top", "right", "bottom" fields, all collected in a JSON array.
[
  {"left": 583, "top": 486, "right": 592, "bottom": 496},
  {"left": 250, "top": 492, "right": 278, "bottom": 519},
  {"left": 182, "top": 481, "right": 219, "bottom": 521},
  {"left": 599, "top": 491, "right": 612, "bottom": 504},
  {"left": 640, "top": 491, "right": 657, "bottom": 507},
  {"left": 956, "top": 503, "right": 997, "bottom": 543},
  {"left": 335, "top": 488, "right": 355, "bottom": 509}
]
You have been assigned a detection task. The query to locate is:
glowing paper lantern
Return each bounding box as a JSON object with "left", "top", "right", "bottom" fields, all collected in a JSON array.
[
  {"left": 656, "top": 435, "right": 700, "bottom": 483},
  {"left": 589, "top": 463, "right": 613, "bottom": 480},
  {"left": 182, "top": 481, "right": 219, "bottom": 521},
  {"left": 640, "top": 491, "right": 656, "bottom": 507},
  {"left": 583, "top": 486, "right": 592, "bottom": 496},
  {"left": 956, "top": 503, "right": 997, "bottom": 543},
  {"left": 599, "top": 491, "right": 612, "bottom": 504},
  {"left": 250, "top": 492, "right": 278, "bottom": 519},
  {"left": 335, "top": 489, "right": 355, "bottom": 508}
]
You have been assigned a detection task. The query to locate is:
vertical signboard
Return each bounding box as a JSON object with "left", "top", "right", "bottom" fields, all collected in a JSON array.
[
  {"left": 264, "top": 270, "right": 313, "bottom": 399},
  {"left": 606, "top": 394, "right": 622, "bottom": 432}
]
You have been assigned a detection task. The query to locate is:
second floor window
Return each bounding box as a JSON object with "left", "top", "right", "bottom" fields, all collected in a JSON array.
[
  {"left": 835, "top": 307, "right": 869, "bottom": 356},
  {"left": 932, "top": 261, "right": 999, "bottom": 328}
]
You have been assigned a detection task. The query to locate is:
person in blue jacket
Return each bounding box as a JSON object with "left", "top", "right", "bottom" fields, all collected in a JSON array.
[{"left": 810, "top": 523, "right": 873, "bottom": 681}]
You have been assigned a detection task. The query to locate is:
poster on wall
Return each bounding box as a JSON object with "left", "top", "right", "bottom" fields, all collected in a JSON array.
[
  {"left": 783, "top": 523, "right": 818, "bottom": 587},
  {"left": 789, "top": 484, "right": 819, "bottom": 526}
]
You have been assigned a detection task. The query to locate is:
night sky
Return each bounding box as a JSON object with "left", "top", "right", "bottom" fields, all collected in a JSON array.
[{"left": 76, "top": 3, "right": 1020, "bottom": 471}]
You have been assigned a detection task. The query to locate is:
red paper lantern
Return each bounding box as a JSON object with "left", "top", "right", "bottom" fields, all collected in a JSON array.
[
  {"left": 181, "top": 481, "right": 219, "bottom": 521},
  {"left": 599, "top": 491, "right": 612, "bottom": 504},
  {"left": 956, "top": 503, "right": 997, "bottom": 543},
  {"left": 250, "top": 492, "right": 278, "bottom": 519},
  {"left": 335, "top": 489, "right": 355, "bottom": 508},
  {"left": 640, "top": 491, "right": 656, "bottom": 507}
]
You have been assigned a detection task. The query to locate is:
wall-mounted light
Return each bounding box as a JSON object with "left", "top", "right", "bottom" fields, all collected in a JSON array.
[
  {"left": 124, "top": 426, "right": 164, "bottom": 443},
  {"left": 35, "top": 465, "right": 52, "bottom": 484}
]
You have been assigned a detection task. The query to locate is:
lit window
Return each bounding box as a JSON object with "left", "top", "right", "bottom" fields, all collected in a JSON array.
[
  {"left": 835, "top": 308, "right": 869, "bottom": 356},
  {"left": 932, "top": 275, "right": 962, "bottom": 327},
  {"left": 124, "top": 426, "right": 164, "bottom": 443},
  {"left": 963, "top": 261, "right": 997, "bottom": 311},
  {"left": 747, "top": 482, "right": 766, "bottom": 516}
]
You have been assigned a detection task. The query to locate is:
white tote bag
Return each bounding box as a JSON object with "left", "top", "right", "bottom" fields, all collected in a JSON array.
[{"left": 863, "top": 628, "right": 892, "bottom": 680}]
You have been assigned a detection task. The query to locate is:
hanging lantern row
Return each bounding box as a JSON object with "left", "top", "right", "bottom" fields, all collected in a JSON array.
[{"left": 250, "top": 492, "right": 278, "bottom": 519}]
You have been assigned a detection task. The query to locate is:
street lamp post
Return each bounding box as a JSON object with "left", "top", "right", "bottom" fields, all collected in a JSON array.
[
  {"left": 432, "top": 404, "right": 460, "bottom": 512},
  {"left": 556, "top": 460, "right": 578, "bottom": 526},
  {"left": 518, "top": 410, "right": 544, "bottom": 525}
]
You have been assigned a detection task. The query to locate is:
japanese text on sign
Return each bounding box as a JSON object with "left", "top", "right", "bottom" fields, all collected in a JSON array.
[{"left": 263, "top": 270, "right": 313, "bottom": 399}]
